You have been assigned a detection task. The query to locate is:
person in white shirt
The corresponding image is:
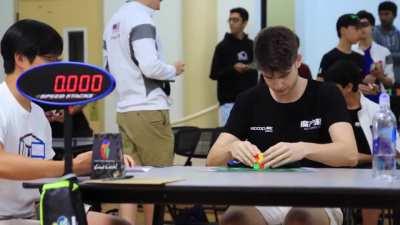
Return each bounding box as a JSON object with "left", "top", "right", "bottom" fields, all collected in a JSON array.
[
  {"left": 353, "top": 10, "right": 394, "bottom": 103},
  {"left": 103, "top": 0, "right": 184, "bottom": 224},
  {"left": 0, "top": 19, "right": 131, "bottom": 225}
]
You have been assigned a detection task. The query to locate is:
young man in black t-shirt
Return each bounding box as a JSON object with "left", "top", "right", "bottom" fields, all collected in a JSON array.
[
  {"left": 317, "top": 14, "right": 363, "bottom": 81},
  {"left": 207, "top": 26, "right": 358, "bottom": 225}
]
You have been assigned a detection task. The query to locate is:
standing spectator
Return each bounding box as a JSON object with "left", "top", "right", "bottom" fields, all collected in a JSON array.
[
  {"left": 317, "top": 14, "right": 363, "bottom": 81},
  {"left": 373, "top": 1, "right": 400, "bottom": 83},
  {"left": 353, "top": 10, "right": 394, "bottom": 103},
  {"left": 210, "top": 7, "right": 258, "bottom": 126},
  {"left": 103, "top": 0, "right": 185, "bottom": 225}
]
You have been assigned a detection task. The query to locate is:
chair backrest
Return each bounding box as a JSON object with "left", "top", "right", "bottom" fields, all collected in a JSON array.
[
  {"left": 191, "top": 127, "right": 224, "bottom": 158},
  {"left": 173, "top": 126, "right": 202, "bottom": 159}
]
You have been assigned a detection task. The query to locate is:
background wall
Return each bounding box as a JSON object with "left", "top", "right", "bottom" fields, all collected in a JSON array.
[
  {"left": 295, "top": 0, "right": 400, "bottom": 77},
  {"left": 0, "top": 0, "right": 15, "bottom": 82},
  {"left": 268, "top": 0, "right": 295, "bottom": 30},
  {"left": 182, "top": 0, "right": 218, "bottom": 127}
]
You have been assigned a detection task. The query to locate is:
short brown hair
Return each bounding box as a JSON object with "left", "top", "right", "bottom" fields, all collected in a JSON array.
[{"left": 254, "top": 26, "right": 298, "bottom": 74}]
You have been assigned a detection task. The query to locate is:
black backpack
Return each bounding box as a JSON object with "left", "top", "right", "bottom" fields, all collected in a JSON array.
[{"left": 40, "top": 179, "right": 87, "bottom": 225}]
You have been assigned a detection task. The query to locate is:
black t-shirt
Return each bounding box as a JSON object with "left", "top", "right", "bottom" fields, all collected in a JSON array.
[
  {"left": 317, "top": 48, "right": 364, "bottom": 79},
  {"left": 348, "top": 108, "right": 371, "bottom": 155},
  {"left": 348, "top": 108, "right": 372, "bottom": 169},
  {"left": 225, "top": 80, "right": 350, "bottom": 168}
]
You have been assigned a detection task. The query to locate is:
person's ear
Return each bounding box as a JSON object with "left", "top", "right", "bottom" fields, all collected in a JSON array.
[
  {"left": 345, "top": 83, "right": 353, "bottom": 92},
  {"left": 340, "top": 27, "right": 346, "bottom": 37},
  {"left": 14, "top": 53, "right": 30, "bottom": 71},
  {"left": 295, "top": 54, "right": 302, "bottom": 69}
]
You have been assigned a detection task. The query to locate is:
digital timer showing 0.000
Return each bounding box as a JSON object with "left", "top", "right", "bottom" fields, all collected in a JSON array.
[{"left": 53, "top": 74, "right": 104, "bottom": 93}]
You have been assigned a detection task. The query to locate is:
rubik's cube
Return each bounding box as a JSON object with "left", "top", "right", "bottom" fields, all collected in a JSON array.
[{"left": 253, "top": 153, "right": 266, "bottom": 170}]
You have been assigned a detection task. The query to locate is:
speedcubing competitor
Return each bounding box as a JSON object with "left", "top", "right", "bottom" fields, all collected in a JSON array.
[{"left": 207, "top": 26, "right": 358, "bottom": 225}]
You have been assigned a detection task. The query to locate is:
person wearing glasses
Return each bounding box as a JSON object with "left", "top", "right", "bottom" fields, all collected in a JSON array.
[
  {"left": 209, "top": 7, "right": 258, "bottom": 126},
  {"left": 317, "top": 14, "right": 363, "bottom": 81},
  {"left": 207, "top": 26, "right": 358, "bottom": 225}
]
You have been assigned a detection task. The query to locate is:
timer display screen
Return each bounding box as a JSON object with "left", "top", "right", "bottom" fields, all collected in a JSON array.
[{"left": 17, "top": 62, "right": 115, "bottom": 106}]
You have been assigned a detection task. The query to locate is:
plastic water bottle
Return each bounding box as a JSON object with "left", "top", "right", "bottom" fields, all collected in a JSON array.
[{"left": 372, "top": 93, "right": 397, "bottom": 181}]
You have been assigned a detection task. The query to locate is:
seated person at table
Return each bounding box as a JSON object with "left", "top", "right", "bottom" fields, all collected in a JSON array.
[
  {"left": 206, "top": 26, "right": 358, "bottom": 225},
  {"left": 324, "top": 60, "right": 400, "bottom": 225},
  {"left": 0, "top": 19, "right": 132, "bottom": 225}
]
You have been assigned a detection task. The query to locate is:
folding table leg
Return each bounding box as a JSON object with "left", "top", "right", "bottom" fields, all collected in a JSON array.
[
  {"left": 153, "top": 204, "right": 165, "bottom": 225},
  {"left": 394, "top": 208, "right": 400, "bottom": 225}
]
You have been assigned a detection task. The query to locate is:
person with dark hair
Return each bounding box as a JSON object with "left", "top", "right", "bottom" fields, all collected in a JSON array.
[
  {"left": 207, "top": 26, "right": 357, "bottom": 225},
  {"left": 230, "top": 7, "right": 249, "bottom": 22},
  {"left": 210, "top": 7, "right": 258, "bottom": 126},
  {"left": 324, "top": 60, "right": 400, "bottom": 225},
  {"left": 373, "top": 1, "right": 400, "bottom": 83},
  {"left": 317, "top": 14, "right": 363, "bottom": 81},
  {"left": 353, "top": 10, "right": 394, "bottom": 103},
  {"left": 0, "top": 19, "right": 132, "bottom": 225}
]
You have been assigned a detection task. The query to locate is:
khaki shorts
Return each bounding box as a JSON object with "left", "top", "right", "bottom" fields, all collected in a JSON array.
[
  {"left": 117, "top": 110, "right": 174, "bottom": 166},
  {"left": 256, "top": 207, "right": 343, "bottom": 225}
]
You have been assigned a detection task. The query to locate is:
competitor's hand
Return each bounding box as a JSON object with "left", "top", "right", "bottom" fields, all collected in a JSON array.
[
  {"left": 73, "top": 151, "right": 92, "bottom": 175},
  {"left": 123, "top": 154, "right": 135, "bottom": 167},
  {"left": 229, "top": 140, "right": 261, "bottom": 166},
  {"left": 261, "top": 142, "right": 308, "bottom": 168}
]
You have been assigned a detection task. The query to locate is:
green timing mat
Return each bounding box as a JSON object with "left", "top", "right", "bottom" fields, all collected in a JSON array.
[{"left": 212, "top": 167, "right": 317, "bottom": 173}]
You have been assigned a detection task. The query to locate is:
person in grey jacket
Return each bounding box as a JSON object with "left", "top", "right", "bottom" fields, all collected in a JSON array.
[{"left": 373, "top": 1, "right": 400, "bottom": 83}]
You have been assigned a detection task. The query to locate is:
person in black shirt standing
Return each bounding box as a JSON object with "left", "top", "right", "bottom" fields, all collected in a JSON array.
[
  {"left": 207, "top": 26, "right": 358, "bottom": 225},
  {"left": 317, "top": 14, "right": 363, "bottom": 81},
  {"left": 210, "top": 7, "right": 258, "bottom": 126}
]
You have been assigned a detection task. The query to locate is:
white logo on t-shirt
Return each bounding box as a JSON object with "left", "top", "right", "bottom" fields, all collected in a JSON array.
[
  {"left": 250, "top": 126, "right": 273, "bottom": 133},
  {"left": 300, "top": 118, "right": 322, "bottom": 131},
  {"left": 237, "top": 51, "right": 248, "bottom": 61},
  {"left": 19, "top": 133, "right": 45, "bottom": 158}
]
